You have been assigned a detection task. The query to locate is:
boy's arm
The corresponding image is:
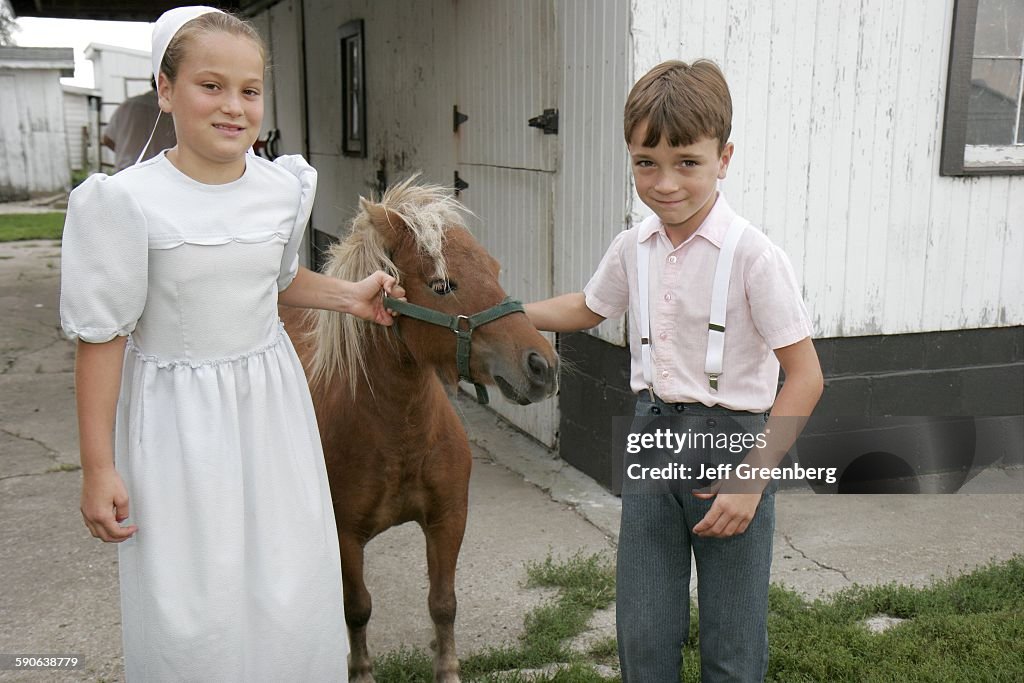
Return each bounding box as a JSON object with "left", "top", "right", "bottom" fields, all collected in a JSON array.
[
  {"left": 525, "top": 292, "right": 605, "bottom": 333},
  {"left": 76, "top": 338, "right": 137, "bottom": 542},
  {"left": 767, "top": 336, "right": 824, "bottom": 420},
  {"left": 692, "top": 336, "right": 823, "bottom": 538}
]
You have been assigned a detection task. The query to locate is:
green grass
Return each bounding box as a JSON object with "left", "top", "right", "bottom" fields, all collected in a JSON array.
[
  {"left": 364, "top": 554, "right": 1024, "bottom": 682},
  {"left": 757, "top": 555, "right": 1024, "bottom": 683},
  {"left": 0, "top": 213, "right": 66, "bottom": 242}
]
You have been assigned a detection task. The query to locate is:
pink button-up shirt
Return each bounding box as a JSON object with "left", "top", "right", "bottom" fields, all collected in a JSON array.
[{"left": 583, "top": 194, "right": 812, "bottom": 412}]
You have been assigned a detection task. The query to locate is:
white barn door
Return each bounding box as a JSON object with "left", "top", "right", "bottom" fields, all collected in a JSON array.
[{"left": 454, "top": 0, "right": 559, "bottom": 446}]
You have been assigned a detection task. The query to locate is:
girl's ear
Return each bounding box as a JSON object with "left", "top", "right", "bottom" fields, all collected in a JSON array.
[
  {"left": 157, "top": 72, "right": 173, "bottom": 113},
  {"left": 359, "top": 197, "right": 406, "bottom": 250}
]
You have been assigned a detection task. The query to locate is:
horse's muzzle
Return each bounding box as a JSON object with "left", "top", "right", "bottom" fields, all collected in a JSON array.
[{"left": 493, "top": 349, "right": 559, "bottom": 405}]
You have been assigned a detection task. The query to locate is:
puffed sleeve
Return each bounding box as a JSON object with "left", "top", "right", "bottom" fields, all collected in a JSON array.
[
  {"left": 273, "top": 154, "right": 318, "bottom": 291},
  {"left": 59, "top": 174, "right": 148, "bottom": 343}
]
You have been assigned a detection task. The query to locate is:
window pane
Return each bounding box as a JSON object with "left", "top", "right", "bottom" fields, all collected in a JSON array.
[
  {"left": 966, "top": 58, "right": 1021, "bottom": 144},
  {"left": 975, "top": 0, "right": 1024, "bottom": 56}
]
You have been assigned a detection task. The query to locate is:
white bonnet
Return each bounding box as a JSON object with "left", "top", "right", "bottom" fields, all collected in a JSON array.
[{"left": 151, "top": 5, "right": 223, "bottom": 81}]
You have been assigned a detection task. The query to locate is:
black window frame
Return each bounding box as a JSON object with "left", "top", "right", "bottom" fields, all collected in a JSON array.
[
  {"left": 941, "top": 0, "right": 1024, "bottom": 176},
  {"left": 338, "top": 19, "right": 367, "bottom": 158}
]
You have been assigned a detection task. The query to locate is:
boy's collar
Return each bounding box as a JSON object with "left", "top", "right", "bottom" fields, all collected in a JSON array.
[{"left": 637, "top": 192, "right": 737, "bottom": 248}]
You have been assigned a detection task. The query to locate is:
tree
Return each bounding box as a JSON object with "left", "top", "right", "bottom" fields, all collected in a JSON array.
[{"left": 0, "top": 0, "right": 18, "bottom": 47}]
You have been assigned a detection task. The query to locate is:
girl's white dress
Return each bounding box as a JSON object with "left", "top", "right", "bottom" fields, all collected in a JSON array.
[{"left": 60, "top": 153, "right": 349, "bottom": 681}]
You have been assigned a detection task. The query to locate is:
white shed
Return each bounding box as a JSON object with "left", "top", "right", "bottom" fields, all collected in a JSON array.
[
  {"left": 61, "top": 83, "right": 101, "bottom": 174},
  {"left": 0, "top": 46, "right": 74, "bottom": 200}
]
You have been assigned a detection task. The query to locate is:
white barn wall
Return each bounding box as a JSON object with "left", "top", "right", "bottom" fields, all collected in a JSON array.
[
  {"left": 556, "top": 0, "right": 631, "bottom": 347},
  {"left": 302, "top": 0, "right": 457, "bottom": 237},
  {"left": 630, "top": 0, "right": 1023, "bottom": 337}
]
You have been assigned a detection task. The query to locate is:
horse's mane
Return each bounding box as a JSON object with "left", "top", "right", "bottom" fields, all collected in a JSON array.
[{"left": 306, "top": 175, "right": 469, "bottom": 396}]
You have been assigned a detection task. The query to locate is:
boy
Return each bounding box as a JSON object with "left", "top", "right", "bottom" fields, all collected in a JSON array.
[{"left": 525, "top": 60, "right": 823, "bottom": 681}]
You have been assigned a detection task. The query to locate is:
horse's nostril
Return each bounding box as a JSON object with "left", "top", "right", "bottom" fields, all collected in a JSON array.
[{"left": 527, "top": 351, "right": 550, "bottom": 380}]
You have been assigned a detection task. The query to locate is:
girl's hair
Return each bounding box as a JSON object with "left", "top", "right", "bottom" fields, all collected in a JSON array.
[
  {"left": 160, "top": 11, "right": 267, "bottom": 82},
  {"left": 624, "top": 59, "right": 732, "bottom": 152}
]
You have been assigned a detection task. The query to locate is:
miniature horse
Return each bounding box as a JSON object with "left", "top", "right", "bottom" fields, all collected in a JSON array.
[{"left": 281, "top": 178, "right": 559, "bottom": 682}]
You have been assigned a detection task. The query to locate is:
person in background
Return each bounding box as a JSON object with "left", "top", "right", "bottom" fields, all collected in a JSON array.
[{"left": 101, "top": 76, "right": 177, "bottom": 172}]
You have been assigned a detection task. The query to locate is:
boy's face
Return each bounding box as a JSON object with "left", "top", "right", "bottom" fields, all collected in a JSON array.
[{"left": 628, "top": 123, "right": 733, "bottom": 235}]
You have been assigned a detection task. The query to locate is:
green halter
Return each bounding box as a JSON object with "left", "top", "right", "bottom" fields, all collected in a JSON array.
[{"left": 383, "top": 295, "right": 526, "bottom": 404}]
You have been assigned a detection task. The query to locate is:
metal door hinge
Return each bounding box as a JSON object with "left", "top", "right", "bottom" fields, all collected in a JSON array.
[
  {"left": 454, "top": 171, "right": 469, "bottom": 196},
  {"left": 528, "top": 108, "right": 559, "bottom": 134},
  {"left": 453, "top": 105, "right": 469, "bottom": 132}
]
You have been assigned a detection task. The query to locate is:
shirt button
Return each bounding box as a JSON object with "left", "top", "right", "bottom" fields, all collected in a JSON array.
[
  {"left": 659, "top": 332, "right": 668, "bottom": 341},
  {"left": 663, "top": 293, "right": 672, "bottom": 302},
  {"left": 668, "top": 256, "right": 677, "bottom": 263},
  {"left": 661, "top": 371, "right": 669, "bottom": 378}
]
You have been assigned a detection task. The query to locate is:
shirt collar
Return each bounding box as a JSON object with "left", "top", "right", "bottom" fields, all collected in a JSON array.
[{"left": 636, "top": 192, "right": 737, "bottom": 249}]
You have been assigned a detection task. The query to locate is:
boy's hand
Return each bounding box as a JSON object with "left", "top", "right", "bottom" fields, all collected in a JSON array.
[
  {"left": 81, "top": 466, "right": 137, "bottom": 543},
  {"left": 691, "top": 481, "right": 762, "bottom": 538}
]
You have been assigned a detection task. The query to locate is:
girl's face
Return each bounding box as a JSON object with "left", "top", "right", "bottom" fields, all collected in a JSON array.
[{"left": 159, "top": 31, "right": 264, "bottom": 175}]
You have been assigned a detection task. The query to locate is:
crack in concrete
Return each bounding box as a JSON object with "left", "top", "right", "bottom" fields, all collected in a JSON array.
[
  {"left": 0, "top": 427, "right": 62, "bottom": 460},
  {"left": 0, "top": 471, "right": 52, "bottom": 482},
  {"left": 0, "top": 335, "right": 68, "bottom": 375},
  {"left": 783, "top": 534, "right": 851, "bottom": 582}
]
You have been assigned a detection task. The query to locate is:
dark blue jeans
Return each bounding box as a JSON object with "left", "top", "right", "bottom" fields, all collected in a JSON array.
[{"left": 617, "top": 394, "right": 775, "bottom": 682}]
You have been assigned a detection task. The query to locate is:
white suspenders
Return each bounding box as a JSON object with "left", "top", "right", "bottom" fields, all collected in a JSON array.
[{"left": 636, "top": 215, "right": 748, "bottom": 397}]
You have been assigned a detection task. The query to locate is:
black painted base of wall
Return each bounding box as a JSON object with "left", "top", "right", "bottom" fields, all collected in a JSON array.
[{"left": 558, "top": 327, "right": 1024, "bottom": 492}]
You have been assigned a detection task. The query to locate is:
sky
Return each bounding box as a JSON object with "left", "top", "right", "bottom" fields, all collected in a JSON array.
[{"left": 12, "top": 17, "right": 153, "bottom": 89}]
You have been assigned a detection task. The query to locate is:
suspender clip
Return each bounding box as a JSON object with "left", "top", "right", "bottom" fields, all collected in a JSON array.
[{"left": 708, "top": 374, "right": 719, "bottom": 392}]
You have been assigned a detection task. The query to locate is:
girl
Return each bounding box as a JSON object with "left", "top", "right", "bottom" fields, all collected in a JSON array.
[{"left": 60, "top": 7, "right": 396, "bottom": 680}]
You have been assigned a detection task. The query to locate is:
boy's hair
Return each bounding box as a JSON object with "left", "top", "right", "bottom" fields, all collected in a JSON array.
[
  {"left": 161, "top": 12, "right": 267, "bottom": 83},
  {"left": 624, "top": 59, "right": 732, "bottom": 151}
]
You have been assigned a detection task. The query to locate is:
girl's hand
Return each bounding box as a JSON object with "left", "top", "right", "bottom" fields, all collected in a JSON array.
[
  {"left": 81, "top": 467, "right": 137, "bottom": 543},
  {"left": 347, "top": 271, "right": 405, "bottom": 325}
]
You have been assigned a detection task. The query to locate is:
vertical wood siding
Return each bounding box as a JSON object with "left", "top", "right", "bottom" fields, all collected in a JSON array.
[
  {"left": 631, "top": 0, "right": 1023, "bottom": 336},
  {"left": 556, "top": 0, "right": 631, "bottom": 346}
]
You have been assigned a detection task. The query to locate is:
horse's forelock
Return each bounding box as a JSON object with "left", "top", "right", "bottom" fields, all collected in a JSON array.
[{"left": 306, "top": 176, "right": 470, "bottom": 396}]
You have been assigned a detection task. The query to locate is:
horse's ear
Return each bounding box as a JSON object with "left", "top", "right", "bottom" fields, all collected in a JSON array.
[{"left": 359, "top": 197, "right": 406, "bottom": 249}]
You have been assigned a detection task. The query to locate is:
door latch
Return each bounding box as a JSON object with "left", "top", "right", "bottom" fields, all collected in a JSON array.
[{"left": 528, "top": 108, "right": 559, "bottom": 135}]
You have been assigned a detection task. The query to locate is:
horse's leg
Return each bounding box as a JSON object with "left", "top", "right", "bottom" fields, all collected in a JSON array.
[
  {"left": 422, "top": 509, "right": 467, "bottom": 683},
  {"left": 340, "top": 532, "right": 374, "bottom": 683}
]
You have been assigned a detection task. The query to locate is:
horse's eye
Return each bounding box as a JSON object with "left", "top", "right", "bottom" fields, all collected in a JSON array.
[{"left": 429, "top": 279, "right": 457, "bottom": 295}]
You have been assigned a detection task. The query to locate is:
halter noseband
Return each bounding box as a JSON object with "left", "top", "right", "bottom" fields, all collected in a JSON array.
[{"left": 383, "top": 295, "right": 525, "bottom": 404}]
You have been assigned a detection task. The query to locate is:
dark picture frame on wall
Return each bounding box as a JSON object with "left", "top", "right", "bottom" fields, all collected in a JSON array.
[{"left": 339, "top": 19, "right": 366, "bottom": 158}]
